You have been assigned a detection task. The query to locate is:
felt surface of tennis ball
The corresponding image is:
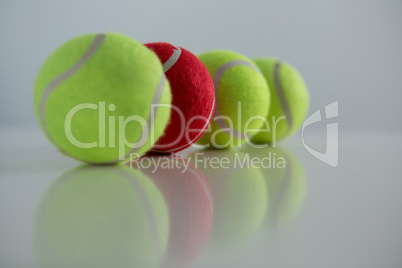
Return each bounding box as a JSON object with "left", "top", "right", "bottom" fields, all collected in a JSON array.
[
  {"left": 197, "top": 50, "right": 270, "bottom": 149},
  {"left": 144, "top": 42, "right": 215, "bottom": 154},
  {"left": 251, "top": 58, "right": 309, "bottom": 144},
  {"left": 34, "top": 33, "right": 171, "bottom": 164},
  {"left": 34, "top": 165, "right": 169, "bottom": 268}
]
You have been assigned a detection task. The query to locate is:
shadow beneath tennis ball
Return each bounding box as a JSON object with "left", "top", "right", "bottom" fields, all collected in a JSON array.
[
  {"left": 128, "top": 155, "right": 214, "bottom": 268},
  {"left": 34, "top": 165, "right": 169, "bottom": 268}
]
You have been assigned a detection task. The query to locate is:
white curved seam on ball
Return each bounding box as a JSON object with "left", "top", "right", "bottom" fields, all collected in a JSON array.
[
  {"left": 39, "top": 34, "right": 108, "bottom": 164},
  {"left": 124, "top": 74, "right": 167, "bottom": 159},
  {"left": 152, "top": 45, "right": 211, "bottom": 152},
  {"left": 273, "top": 62, "right": 293, "bottom": 134},
  {"left": 151, "top": 95, "right": 216, "bottom": 153},
  {"left": 163, "top": 46, "right": 182, "bottom": 72},
  {"left": 212, "top": 60, "right": 261, "bottom": 140}
]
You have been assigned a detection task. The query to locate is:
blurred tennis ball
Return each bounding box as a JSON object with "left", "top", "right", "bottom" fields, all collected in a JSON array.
[{"left": 34, "top": 165, "right": 169, "bottom": 268}]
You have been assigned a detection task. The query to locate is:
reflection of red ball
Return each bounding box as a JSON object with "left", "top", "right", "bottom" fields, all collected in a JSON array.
[
  {"left": 142, "top": 156, "right": 213, "bottom": 266},
  {"left": 145, "top": 42, "right": 215, "bottom": 154}
]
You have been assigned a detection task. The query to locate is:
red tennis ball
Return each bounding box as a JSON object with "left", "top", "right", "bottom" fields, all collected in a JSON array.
[{"left": 144, "top": 42, "right": 215, "bottom": 154}]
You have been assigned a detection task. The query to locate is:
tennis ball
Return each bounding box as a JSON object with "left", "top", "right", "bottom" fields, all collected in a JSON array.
[
  {"left": 190, "top": 150, "right": 268, "bottom": 255},
  {"left": 196, "top": 50, "right": 270, "bottom": 149},
  {"left": 34, "top": 33, "right": 171, "bottom": 164},
  {"left": 251, "top": 58, "right": 309, "bottom": 144},
  {"left": 135, "top": 155, "right": 213, "bottom": 266},
  {"left": 34, "top": 165, "right": 169, "bottom": 268},
  {"left": 144, "top": 43, "right": 215, "bottom": 154}
]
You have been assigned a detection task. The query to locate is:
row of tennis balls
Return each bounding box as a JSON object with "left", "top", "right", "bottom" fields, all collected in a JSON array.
[{"left": 34, "top": 33, "right": 309, "bottom": 165}]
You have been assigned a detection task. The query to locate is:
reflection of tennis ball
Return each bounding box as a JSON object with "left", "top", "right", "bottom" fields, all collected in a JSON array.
[
  {"left": 242, "top": 146, "right": 307, "bottom": 231},
  {"left": 197, "top": 50, "right": 270, "bottom": 149},
  {"left": 191, "top": 151, "right": 268, "bottom": 254},
  {"left": 251, "top": 58, "right": 309, "bottom": 144},
  {"left": 133, "top": 155, "right": 213, "bottom": 266},
  {"left": 144, "top": 43, "right": 215, "bottom": 154},
  {"left": 34, "top": 33, "right": 171, "bottom": 164},
  {"left": 34, "top": 166, "right": 169, "bottom": 268}
]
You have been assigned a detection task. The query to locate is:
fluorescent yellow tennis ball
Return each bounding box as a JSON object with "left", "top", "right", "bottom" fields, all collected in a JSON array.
[
  {"left": 251, "top": 58, "right": 309, "bottom": 144},
  {"left": 197, "top": 50, "right": 270, "bottom": 149},
  {"left": 34, "top": 33, "right": 171, "bottom": 164}
]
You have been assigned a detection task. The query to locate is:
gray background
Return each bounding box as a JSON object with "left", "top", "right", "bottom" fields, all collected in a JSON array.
[
  {"left": 1, "top": 2, "right": 402, "bottom": 267},
  {"left": 0, "top": 0, "right": 401, "bottom": 130}
]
